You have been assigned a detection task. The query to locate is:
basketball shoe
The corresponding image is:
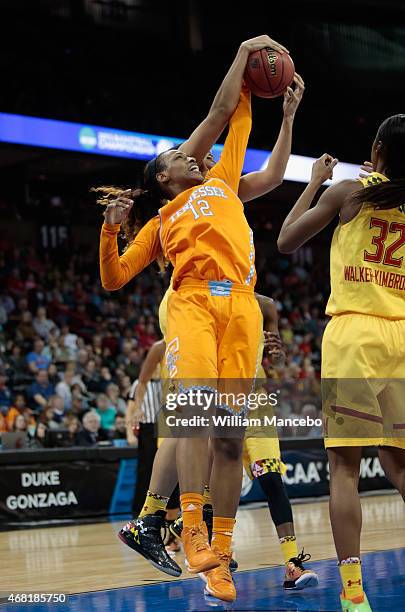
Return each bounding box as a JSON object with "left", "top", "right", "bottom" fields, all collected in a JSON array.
[
  {"left": 340, "top": 591, "right": 372, "bottom": 611},
  {"left": 201, "top": 547, "right": 236, "bottom": 602},
  {"left": 170, "top": 507, "right": 239, "bottom": 572},
  {"left": 182, "top": 521, "right": 220, "bottom": 574},
  {"left": 118, "top": 514, "right": 181, "bottom": 577},
  {"left": 283, "top": 549, "right": 319, "bottom": 590}
]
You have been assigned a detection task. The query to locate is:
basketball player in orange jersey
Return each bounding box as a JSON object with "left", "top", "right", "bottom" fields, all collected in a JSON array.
[
  {"left": 278, "top": 115, "right": 405, "bottom": 612},
  {"left": 123, "top": 292, "right": 318, "bottom": 592},
  {"left": 98, "top": 33, "right": 293, "bottom": 602},
  {"left": 103, "top": 66, "right": 306, "bottom": 594}
]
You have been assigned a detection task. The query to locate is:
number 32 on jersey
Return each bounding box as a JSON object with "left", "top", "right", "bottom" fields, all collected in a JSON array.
[{"left": 364, "top": 218, "right": 405, "bottom": 268}]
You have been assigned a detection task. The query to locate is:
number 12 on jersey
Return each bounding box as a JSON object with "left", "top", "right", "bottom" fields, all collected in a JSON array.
[{"left": 189, "top": 199, "right": 213, "bottom": 220}]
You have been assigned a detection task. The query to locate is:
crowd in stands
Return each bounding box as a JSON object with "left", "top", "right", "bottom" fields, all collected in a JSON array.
[{"left": 0, "top": 238, "right": 328, "bottom": 449}]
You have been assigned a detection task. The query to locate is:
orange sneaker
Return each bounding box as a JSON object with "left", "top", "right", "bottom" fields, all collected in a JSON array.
[
  {"left": 182, "top": 522, "right": 220, "bottom": 574},
  {"left": 201, "top": 547, "right": 236, "bottom": 602}
]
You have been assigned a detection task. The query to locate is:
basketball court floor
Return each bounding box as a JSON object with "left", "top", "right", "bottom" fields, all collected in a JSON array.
[{"left": 1, "top": 493, "right": 404, "bottom": 611}]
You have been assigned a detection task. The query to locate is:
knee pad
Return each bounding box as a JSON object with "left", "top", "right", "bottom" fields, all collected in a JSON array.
[{"left": 258, "top": 471, "right": 293, "bottom": 527}]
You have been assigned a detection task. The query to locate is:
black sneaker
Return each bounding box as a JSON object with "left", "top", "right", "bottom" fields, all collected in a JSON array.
[
  {"left": 169, "top": 506, "right": 238, "bottom": 573},
  {"left": 170, "top": 505, "right": 213, "bottom": 540},
  {"left": 283, "top": 549, "right": 318, "bottom": 590},
  {"left": 203, "top": 505, "right": 213, "bottom": 543},
  {"left": 118, "top": 514, "right": 182, "bottom": 577},
  {"left": 169, "top": 514, "right": 183, "bottom": 539}
]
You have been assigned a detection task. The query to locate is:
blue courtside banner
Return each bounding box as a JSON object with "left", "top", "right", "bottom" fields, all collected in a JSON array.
[{"left": 0, "top": 112, "right": 360, "bottom": 184}]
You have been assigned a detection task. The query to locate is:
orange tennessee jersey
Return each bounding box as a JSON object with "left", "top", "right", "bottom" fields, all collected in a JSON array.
[{"left": 159, "top": 87, "right": 255, "bottom": 289}]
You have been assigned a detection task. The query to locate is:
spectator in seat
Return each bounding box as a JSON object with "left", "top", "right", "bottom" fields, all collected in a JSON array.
[
  {"left": 33, "top": 306, "right": 56, "bottom": 341},
  {"left": 113, "top": 414, "right": 127, "bottom": 440},
  {"left": 76, "top": 349, "right": 90, "bottom": 375},
  {"left": 82, "top": 359, "right": 101, "bottom": 393},
  {"left": 55, "top": 370, "right": 75, "bottom": 410},
  {"left": 26, "top": 338, "right": 51, "bottom": 374},
  {"left": 5, "top": 344, "right": 28, "bottom": 385},
  {"left": 42, "top": 406, "right": 62, "bottom": 430},
  {"left": 12, "top": 413, "right": 28, "bottom": 433},
  {"left": 28, "top": 370, "right": 55, "bottom": 411},
  {"left": 99, "top": 366, "right": 113, "bottom": 392},
  {"left": 75, "top": 410, "right": 109, "bottom": 447},
  {"left": 60, "top": 325, "right": 78, "bottom": 355},
  {"left": 0, "top": 412, "right": 7, "bottom": 433},
  {"left": 63, "top": 414, "right": 81, "bottom": 445},
  {"left": 47, "top": 395, "right": 65, "bottom": 424},
  {"left": 124, "top": 349, "right": 142, "bottom": 381},
  {"left": 119, "top": 375, "right": 132, "bottom": 401},
  {"left": 116, "top": 339, "right": 136, "bottom": 369},
  {"left": 0, "top": 372, "right": 12, "bottom": 412},
  {"left": 96, "top": 393, "right": 116, "bottom": 430},
  {"left": 47, "top": 363, "right": 60, "bottom": 387},
  {"left": 105, "top": 382, "right": 126, "bottom": 415},
  {"left": 29, "top": 422, "right": 49, "bottom": 449},
  {"left": 0, "top": 302, "right": 7, "bottom": 327},
  {"left": 6, "top": 392, "right": 28, "bottom": 430},
  {"left": 17, "top": 311, "right": 37, "bottom": 344}
]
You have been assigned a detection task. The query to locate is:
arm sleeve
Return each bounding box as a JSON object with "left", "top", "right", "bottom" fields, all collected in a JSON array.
[
  {"left": 206, "top": 86, "right": 252, "bottom": 193},
  {"left": 99, "top": 216, "right": 161, "bottom": 291}
]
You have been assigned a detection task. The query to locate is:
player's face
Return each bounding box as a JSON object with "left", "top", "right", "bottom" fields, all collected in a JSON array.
[
  {"left": 371, "top": 138, "right": 378, "bottom": 169},
  {"left": 158, "top": 150, "right": 204, "bottom": 189},
  {"left": 204, "top": 151, "right": 215, "bottom": 170},
  {"left": 195, "top": 151, "right": 214, "bottom": 179}
]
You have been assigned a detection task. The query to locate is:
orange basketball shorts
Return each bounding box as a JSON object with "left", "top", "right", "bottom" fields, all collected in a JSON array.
[{"left": 164, "top": 280, "right": 263, "bottom": 416}]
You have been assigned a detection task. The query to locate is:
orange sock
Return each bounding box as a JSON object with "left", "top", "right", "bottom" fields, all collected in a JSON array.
[
  {"left": 211, "top": 517, "right": 236, "bottom": 553},
  {"left": 180, "top": 493, "right": 203, "bottom": 529}
]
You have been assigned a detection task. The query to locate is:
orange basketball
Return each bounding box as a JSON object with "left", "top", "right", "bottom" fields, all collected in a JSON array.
[{"left": 244, "top": 48, "right": 295, "bottom": 99}]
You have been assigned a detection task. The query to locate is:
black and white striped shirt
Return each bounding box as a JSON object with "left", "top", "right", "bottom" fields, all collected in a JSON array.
[{"left": 129, "top": 379, "right": 162, "bottom": 423}]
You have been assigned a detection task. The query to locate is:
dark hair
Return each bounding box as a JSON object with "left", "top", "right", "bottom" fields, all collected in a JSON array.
[
  {"left": 92, "top": 152, "right": 167, "bottom": 244},
  {"left": 351, "top": 114, "right": 405, "bottom": 210}
]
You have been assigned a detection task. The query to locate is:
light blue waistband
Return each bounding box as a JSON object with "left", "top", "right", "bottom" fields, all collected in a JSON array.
[{"left": 208, "top": 280, "right": 233, "bottom": 297}]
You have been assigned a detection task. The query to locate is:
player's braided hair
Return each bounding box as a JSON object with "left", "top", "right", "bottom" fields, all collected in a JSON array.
[
  {"left": 351, "top": 114, "right": 405, "bottom": 211},
  {"left": 92, "top": 153, "right": 170, "bottom": 272}
]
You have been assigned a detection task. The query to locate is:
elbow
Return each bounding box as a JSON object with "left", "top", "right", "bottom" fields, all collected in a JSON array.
[
  {"left": 101, "top": 279, "right": 121, "bottom": 292},
  {"left": 277, "top": 236, "right": 295, "bottom": 254},
  {"left": 273, "top": 177, "right": 283, "bottom": 189}
]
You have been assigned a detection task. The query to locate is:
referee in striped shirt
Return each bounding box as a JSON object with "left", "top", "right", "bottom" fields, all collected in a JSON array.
[{"left": 127, "top": 340, "right": 164, "bottom": 516}]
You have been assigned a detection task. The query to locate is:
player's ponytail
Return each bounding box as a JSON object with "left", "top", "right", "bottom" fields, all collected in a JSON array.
[
  {"left": 351, "top": 177, "right": 405, "bottom": 211},
  {"left": 93, "top": 152, "right": 170, "bottom": 271},
  {"left": 351, "top": 114, "right": 405, "bottom": 211}
]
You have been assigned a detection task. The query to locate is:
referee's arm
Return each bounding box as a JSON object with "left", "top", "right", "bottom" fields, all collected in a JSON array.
[{"left": 126, "top": 340, "right": 166, "bottom": 431}]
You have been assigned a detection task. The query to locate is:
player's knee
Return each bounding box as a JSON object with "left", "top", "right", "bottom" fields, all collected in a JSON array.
[
  {"left": 213, "top": 438, "right": 243, "bottom": 462},
  {"left": 327, "top": 448, "right": 361, "bottom": 481},
  {"left": 258, "top": 470, "right": 284, "bottom": 492},
  {"left": 258, "top": 471, "right": 293, "bottom": 526}
]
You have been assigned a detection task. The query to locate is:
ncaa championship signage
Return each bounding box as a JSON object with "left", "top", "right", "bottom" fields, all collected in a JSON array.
[{"left": 0, "top": 112, "right": 359, "bottom": 184}]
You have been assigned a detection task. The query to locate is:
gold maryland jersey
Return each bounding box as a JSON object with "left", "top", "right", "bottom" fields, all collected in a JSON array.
[
  {"left": 158, "top": 284, "right": 171, "bottom": 338},
  {"left": 326, "top": 172, "right": 405, "bottom": 320},
  {"left": 158, "top": 285, "right": 171, "bottom": 400}
]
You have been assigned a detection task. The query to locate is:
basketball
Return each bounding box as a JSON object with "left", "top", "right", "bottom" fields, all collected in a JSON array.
[{"left": 244, "top": 48, "right": 295, "bottom": 98}]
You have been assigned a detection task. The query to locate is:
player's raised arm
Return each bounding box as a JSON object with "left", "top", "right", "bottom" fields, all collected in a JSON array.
[
  {"left": 180, "top": 35, "right": 289, "bottom": 164},
  {"left": 277, "top": 154, "right": 352, "bottom": 254},
  {"left": 238, "top": 73, "right": 305, "bottom": 203},
  {"left": 206, "top": 85, "right": 252, "bottom": 193}
]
